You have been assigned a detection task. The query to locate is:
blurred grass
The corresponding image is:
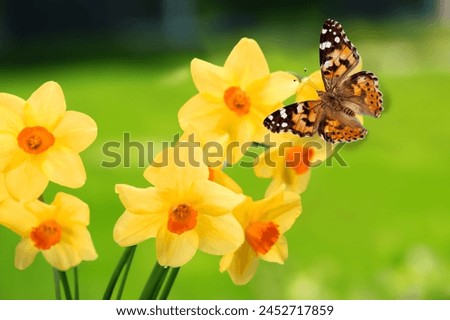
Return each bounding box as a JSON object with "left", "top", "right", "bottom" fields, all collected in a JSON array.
[{"left": 0, "top": 17, "right": 449, "bottom": 299}]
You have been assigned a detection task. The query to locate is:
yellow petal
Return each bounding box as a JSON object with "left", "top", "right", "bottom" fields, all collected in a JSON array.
[
  {"left": 25, "top": 199, "right": 54, "bottom": 221},
  {"left": 5, "top": 158, "right": 48, "bottom": 201},
  {"left": 15, "top": 238, "right": 39, "bottom": 270},
  {"left": 264, "top": 177, "right": 285, "bottom": 198},
  {"left": 261, "top": 190, "right": 302, "bottom": 233},
  {"left": 179, "top": 126, "right": 230, "bottom": 168},
  {"left": 212, "top": 169, "right": 242, "bottom": 194},
  {"left": 265, "top": 168, "right": 311, "bottom": 197},
  {"left": 189, "top": 179, "right": 245, "bottom": 216},
  {"left": 114, "top": 210, "right": 165, "bottom": 246},
  {"left": 254, "top": 149, "right": 279, "bottom": 179},
  {"left": 296, "top": 70, "right": 324, "bottom": 101},
  {"left": 39, "top": 146, "right": 86, "bottom": 188},
  {"left": 260, "top": 234, "right": 288, "bottom": 264},
  {"left": 144, "top": 146, "right": 208, "bottom": 192},
  {"left": 191, "top": 58, "right": 234, "bottom": 96},
  {"left": 0, "top": 174, "right": 7, "bottom": 202},
  {"left": 219, "top": 252, "right": 233, "bottom": 272},
  {"left": 227, "top": 119, "right": 256, "bottom": 164},
  {"left": 0, "top": 103, "right": 24, "bottom": 134},
  {"left": 224, "top": 38, "right": 269, "bottom": 89},
  {"left": 70, "top": 227, "right": 98, "bottom": 261},
  {"left": 230, "top": 196, "right": 252, "bottom": 227},
  {"left": 246, "top": 106, "right": 272, "bottom": 144},
  {"left": 247, "top": 71, "right": 299, "bottom": 111},
  {"left": 197, "top": 213, "right": 244, "bottom": 255},
  {"left": 25, "top": 81, "right": 66, "bottom": 130},
  {"left": 53, "top": 111, "right": 97, "bottom": 153},
  {"left": 0, "top": 93, "right": 25, "bottom": 117},
  {"left": 53, "top": 192, "right": 90, "bottom": 225},
  {"left": 115, "top": 184, "right": 170, "bottom": 215},
  {"left": 43, "top": 241, "right": 81, "bottom": 271},
  {"left": 156, "top": 228, "right": 199, "bottom": 267},
  {"left": 220, "top": 243, "right": 259, "bottom": 285},
  {"left": 0, "top": 133, "right": 24, "bottom": 171},
  {"left": 287, "top": 169, "right": 311, "bottom": 194},
  {"left": 0, "top": 198, "right": 36, "bottom": 236},
  {"left": 178, "top": 94, "right": 225, "bottom": 132}
]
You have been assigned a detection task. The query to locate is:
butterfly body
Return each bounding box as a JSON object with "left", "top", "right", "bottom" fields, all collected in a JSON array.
[{"left": 264, "top": 19, "right": 383, "bottom": 143}]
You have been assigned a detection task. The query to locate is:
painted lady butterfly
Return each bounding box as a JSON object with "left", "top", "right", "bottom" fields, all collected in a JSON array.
[{"left": 264, "top": 19, "right": 383, "bottom": 143}]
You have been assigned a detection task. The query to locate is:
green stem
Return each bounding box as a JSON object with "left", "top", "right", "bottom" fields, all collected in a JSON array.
[
  {"left": 53, "top": 268, "right": 61, "bottom": 300},
  {"left": 73, "top": 267, "right": 79, "bottom": 300},
  {"left": 139, "top": 262, "right": 169, "bottom": 300},
  {"left": 103, "top": 246, "right": 137, "bottom": 300},
  {"left": 58, "top": 270, "right": 73, "bottom": 300},
  {"left": 158, "top": 267, "right": 180, "bottom": 300},
  {"left": 116, "top": 245, "right": 136, "bottom": 299}
]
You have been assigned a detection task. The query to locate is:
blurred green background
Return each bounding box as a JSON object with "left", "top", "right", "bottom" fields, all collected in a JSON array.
[{"left": 0, "top": 0, "right": 449, "bottom": 299}]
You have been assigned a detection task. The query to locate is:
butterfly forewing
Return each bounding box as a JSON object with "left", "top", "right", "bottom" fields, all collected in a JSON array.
[
  {"left": 320, "top": 19, "right": 360, "bottom": 91},
  {"left": 264, "top": 100, "right": 323, "bottom": 137}
]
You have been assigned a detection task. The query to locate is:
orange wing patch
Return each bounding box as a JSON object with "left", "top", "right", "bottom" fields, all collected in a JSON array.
[
  {"left": 319, "top": 118, "right": 367, "bottom": 143},
  {"left": 322, "top": 46, "right": 358, "bottom": 81},
  {"left": 291, "top": 101, "right": 321, "bottom": 136},
  {"left": 341, "top": 71, "right": 383, "bottom": 118}
]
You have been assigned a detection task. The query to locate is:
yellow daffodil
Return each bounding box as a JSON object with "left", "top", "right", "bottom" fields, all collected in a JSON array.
[
  {"left": 114, "top": 146, "right": 246, "bottom": 267},
  {"left": 220, "top": 187, "right": 301, "bottom": 285},
  {"left": 0, "top": 81, "right": 97, "bottom": 201},
  {"left": 0, "top": 192, "right": 97, "bottom": 270},
  {"left": 178, "top": 37, "right": 299, "bottom": 164},
  {"left": 254, "top": 132, "right": 330, "bottom": 195}
]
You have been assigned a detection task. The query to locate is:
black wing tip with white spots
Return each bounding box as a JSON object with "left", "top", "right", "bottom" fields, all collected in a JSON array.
[
  {"left": 324, "top": 18, "right": 339, "bottom": 26},
  {"left": 319, "top": 18, "right": 359, "bottom": 62},
  {"left": 263, "top": 107, "right": 291, "bottom": 133}
]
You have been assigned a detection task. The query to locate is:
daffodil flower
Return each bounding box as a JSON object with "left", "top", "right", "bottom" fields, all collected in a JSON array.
[
  {"left": 114, "top": 146, "right": 246, "bottom": 267},
  {"left": 220, "top": 187, "right": 301, "bottom": 285},
  {"left": 178, "top": 38, "right": 299, "bottom": 164},
  {"left": 0, "top": 192, "right": 97, "bottom": 271},
  {"left": 0, "top": 81, "right": 97, "bottom": 201},
  {"left": 254, "top": 132, "right": 330, "bottom": 195}
]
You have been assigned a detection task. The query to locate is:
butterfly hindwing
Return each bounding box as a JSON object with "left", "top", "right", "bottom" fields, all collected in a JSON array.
[
  {"left": 320, "top": 19, "right": 360, "bottom": 91},
  {"left": 264, "top": 100, "right": 323, "bottom": 137},
  {"left": 318, "top": 111, "right": 367, "bottom": 143},
  {"left": 339, "top": 71, "right": 383, "bottom": 118}
]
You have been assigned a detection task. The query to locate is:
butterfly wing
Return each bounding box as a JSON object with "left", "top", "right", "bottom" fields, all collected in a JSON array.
[
  {"left": 338, "top": 71, "right": 383, "bottom": 118},
  {"left": 320, "top": 19, "right": 360, "bottom": 92},
  {"left": 317, "top": 109, "right": 367, "bottom": 143},
  {"left": 263, "top": 100, "right": 323, "bottom": 137}
]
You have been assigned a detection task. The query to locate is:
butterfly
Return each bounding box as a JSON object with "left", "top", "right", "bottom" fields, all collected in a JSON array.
[{"left": 264, "top": 19, "right": 383, "bottom": 143}]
